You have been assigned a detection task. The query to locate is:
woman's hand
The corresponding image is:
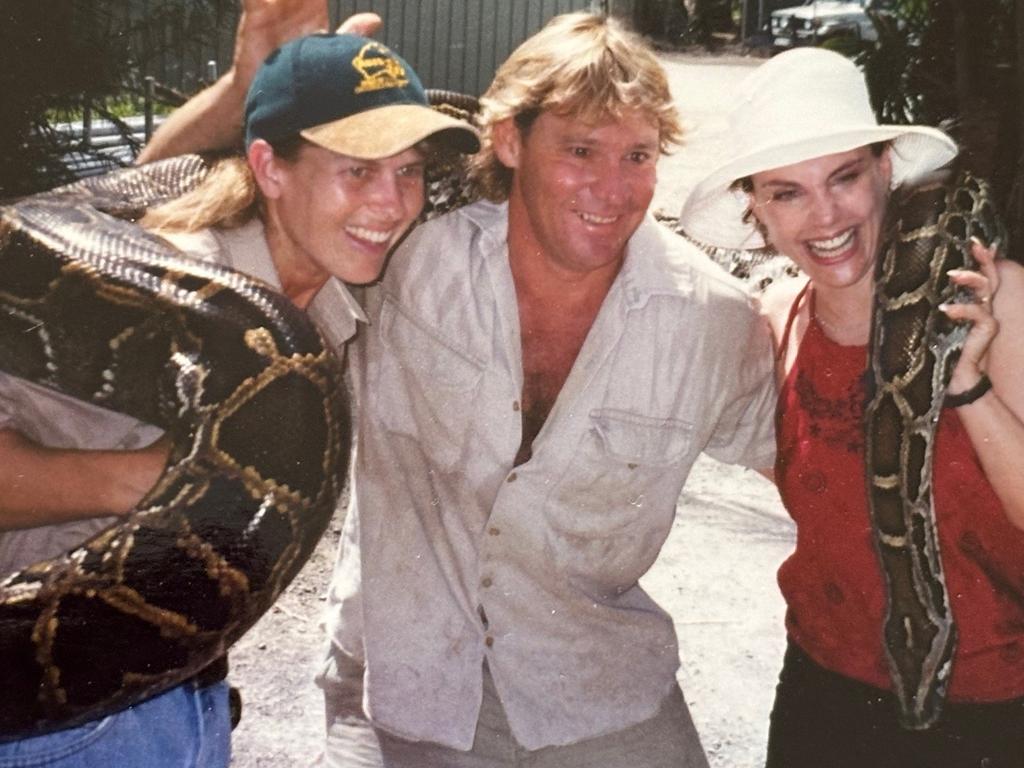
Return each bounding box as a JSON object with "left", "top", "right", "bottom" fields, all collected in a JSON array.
[{"left": 941, "top": 238, "right": 1000, "bottom": 395}]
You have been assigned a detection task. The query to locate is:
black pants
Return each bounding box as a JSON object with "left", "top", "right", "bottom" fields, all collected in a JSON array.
[{"left": 766, "top": 639, "right": 1024, "bottom": 768}]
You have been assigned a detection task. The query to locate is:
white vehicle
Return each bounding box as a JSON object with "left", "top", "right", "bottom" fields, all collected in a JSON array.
[{"left": 770, "top": 0, "right": 895, "bottom": 49}]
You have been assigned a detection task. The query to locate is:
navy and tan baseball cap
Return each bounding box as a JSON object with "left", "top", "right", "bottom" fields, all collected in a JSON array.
[{"left": 244, "top": 33, "right": 479, "bottom": 158}]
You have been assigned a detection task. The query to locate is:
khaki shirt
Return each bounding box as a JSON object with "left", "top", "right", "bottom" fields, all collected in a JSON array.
[
  {"left": 326, "top": 200, "right": 777, "bottom": 749},
  {"left": 0, "top": 218, "right": 363, "bottom": 576}
]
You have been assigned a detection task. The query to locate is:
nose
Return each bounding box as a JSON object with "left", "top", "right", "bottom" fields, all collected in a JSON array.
[
  {"left": 367, "top": 172, "right": 414, "bottom": 219},
  {"left": 588, "top": 157, "right": 629, "bottom": 207},
  {"left": 807, "top": 188, "right": 839, "bottom": 227}
]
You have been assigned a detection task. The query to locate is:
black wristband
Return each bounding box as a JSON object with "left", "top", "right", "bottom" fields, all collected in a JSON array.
[{"left": 944, "top": 373, "right": 992, "bottom": 408}]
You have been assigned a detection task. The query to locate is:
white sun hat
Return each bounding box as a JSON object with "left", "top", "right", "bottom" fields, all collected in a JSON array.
[{"left": 677, "top": 47, "right": 958, "bottom": 251}]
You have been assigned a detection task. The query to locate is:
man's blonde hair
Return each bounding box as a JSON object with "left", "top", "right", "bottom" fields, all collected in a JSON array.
[{"left": 470, "top": 12, "right": 683, "bottom": 202}]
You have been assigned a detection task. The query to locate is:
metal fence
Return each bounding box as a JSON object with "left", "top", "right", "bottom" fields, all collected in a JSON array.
[
  {"left": 329, "top": 1, "right": 596, "bottom": 95},
  {"left": 124, "top": 0, "right": 607, "bottom": 98},
  {"left": 58, "top": 0, "right": 636, "bottom": 179}
]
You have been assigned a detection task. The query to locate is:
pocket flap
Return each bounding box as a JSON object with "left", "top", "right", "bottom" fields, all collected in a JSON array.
[{"left": 590, "top": 409, "right": 694, "bottom": 465}]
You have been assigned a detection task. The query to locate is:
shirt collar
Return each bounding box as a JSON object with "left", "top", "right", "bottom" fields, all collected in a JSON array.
[
  {"left": 217, "top": 219, "right": 367, "bottom": 351},
  {"left": 461, "top": 203, "right": 696, "bottom": 310}
]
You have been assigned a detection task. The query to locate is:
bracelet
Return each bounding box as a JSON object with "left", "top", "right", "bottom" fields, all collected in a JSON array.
[{"left": 944, "top": 373, "right": 993, "bottom": 408}]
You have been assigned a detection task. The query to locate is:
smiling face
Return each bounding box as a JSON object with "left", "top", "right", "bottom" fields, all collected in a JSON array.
[
  {"left": 256, "top": 141, "right": 426, "bottom": 300},
  {"left": 750, "top": 145, "right": 892, "bottom": 293},
  {"left": 495, "top": 108, "right": 659, "bottom": 278}
]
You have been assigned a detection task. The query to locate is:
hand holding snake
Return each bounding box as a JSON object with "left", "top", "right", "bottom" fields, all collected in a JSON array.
[{"left": 942, "top": 239, "right": 999, "bottom": 396}]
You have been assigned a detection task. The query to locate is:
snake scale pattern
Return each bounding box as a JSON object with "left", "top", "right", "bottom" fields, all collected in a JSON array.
[
  {"left": 0, "top": 90, "right": 480, "bottom": 740},
  {"left": 0, "top": 156, "right": 350, "bottom": 739},
  {"left": 865, "top": 167, "right": 1006, "bottom": 729}
]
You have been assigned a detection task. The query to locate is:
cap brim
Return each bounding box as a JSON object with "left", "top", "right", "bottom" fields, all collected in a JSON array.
[{"left": 301, "top": 103, "right": 479, "bottom": 159}]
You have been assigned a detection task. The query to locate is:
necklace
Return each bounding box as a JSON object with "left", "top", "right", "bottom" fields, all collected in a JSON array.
[{"left": 809, "top": 287, "right": 871, "bottom": 339}]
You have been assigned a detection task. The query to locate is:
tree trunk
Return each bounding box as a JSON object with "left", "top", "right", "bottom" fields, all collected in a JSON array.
[{"left": 1005, "top": 0, "right": 1024, "bottom": 253}]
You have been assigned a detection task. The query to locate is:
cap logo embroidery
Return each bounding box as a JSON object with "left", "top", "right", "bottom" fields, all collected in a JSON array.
[{"left": 352, "top": 42, "right": 409, "bottom": 94}]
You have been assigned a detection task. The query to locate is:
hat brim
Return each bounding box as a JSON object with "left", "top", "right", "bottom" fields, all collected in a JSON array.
[
  {"left": 301, "top": 103, "right": 480, "bottom": 160},
  {"left": 679, "top": 125, "right": 958, "bottom": 251}
]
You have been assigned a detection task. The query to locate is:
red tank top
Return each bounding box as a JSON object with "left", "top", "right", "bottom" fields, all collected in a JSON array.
[{"left": 775, "top": 285, "right": 1024, "bottom": 701}]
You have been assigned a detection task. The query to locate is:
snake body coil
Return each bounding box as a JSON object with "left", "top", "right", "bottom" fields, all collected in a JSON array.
[
  {"left": 865, "top": 168, "right": 1006, "bottom": 729},
  {"left": 0, "top": 157, "right": 349, "bottom": 738}
]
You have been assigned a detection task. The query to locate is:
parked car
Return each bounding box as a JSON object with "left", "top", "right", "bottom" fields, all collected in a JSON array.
[{"left": 770, "top": 0, "right": 896, "bottom": 50}]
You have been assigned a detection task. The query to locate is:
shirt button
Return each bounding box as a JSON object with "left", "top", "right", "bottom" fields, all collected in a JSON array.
[
  {"left": 481, "top": 577, "right": 493, "bottom": 588},
  {"left": 512, "top": 401, "right": 521, "bottom": 411},
  {"left": 488, "top": 527, "right": 500, "bottom": 536},
  {"left": 506, "top": 472, "right": 517, "bottom": 483},
  {"left": 485, "top": 636, "right": 494, "bottom": 647}
]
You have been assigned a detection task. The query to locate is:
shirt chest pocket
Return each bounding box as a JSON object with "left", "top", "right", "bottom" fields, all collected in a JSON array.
[
  {"left": 548, "top": 409, "right": 696, "bottom": 539},
  {"left": 543, "top": 410, "right": 696, "bottom": 595},
  {"left": 373, "top": 296, "right": 485, "bottom": 467}
]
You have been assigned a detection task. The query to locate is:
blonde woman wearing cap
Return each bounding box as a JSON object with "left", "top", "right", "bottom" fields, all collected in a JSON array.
[
  {"left": 680, "top": 48, "right": 1024, "bottom": 766},
  {"left": 0, "top": 31, "right": 476, "bottom": 768}
]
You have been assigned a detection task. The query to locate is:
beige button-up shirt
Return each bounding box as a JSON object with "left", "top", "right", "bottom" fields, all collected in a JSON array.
[
  {"left": 327, "top": 200, "right": 776, "bottom": 750},
  {"left": 0, "top": 218, "right": 363, "bottom": 576}
]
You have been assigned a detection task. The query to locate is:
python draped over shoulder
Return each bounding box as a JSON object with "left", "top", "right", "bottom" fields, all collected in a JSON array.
[
  {"left": 0, "top": 90, "right": 478, "bottom": 741},
  {"left": 864, "top": 168, "right": 1007, "bottom": 729},
  {"left": 0, "top": 154, "right": 349, "bottom": 738}
]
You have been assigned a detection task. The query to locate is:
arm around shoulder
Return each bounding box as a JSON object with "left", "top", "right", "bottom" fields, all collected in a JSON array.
[{"left": 136, "top": 4, "right": 381, "bottom": 163}]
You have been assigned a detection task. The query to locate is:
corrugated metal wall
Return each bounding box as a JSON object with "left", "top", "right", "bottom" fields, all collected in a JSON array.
[
  {"left": 328, "top": 1, "right": 596, "bottom": 95},
  {"left": 127, "top": 1, "right": 607, "bottom": 97}
]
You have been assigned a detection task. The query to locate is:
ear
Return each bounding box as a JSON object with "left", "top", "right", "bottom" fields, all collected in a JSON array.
[
  {"left": 247, "top": 139, "right": 287, "bottom": 200},
  {"left": 490, "top": 118, "right": 522, "bottom": 169}
]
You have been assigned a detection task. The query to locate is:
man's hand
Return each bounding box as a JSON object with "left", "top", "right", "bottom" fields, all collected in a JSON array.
[
  {"left": 336, "top": 12, "right": 382, "bottom": 37},
  {"left": 137, "top": 3, "right": 383, "bottom": 164},
  {"left": 232, "top": 0, "right": 330, "bottom": 92}
]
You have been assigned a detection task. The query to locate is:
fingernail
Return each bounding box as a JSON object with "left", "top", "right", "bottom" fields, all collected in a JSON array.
[{"left": 970, "top": 236, "right": 983, "bottom": 245}]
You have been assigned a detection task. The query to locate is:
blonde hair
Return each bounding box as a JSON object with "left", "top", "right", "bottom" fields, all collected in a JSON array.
[
  {"left": 140, "top": 156, "right": 260, "bottom": 233},
  {"left": 470, "top": 12, "right": 683, "bottom": 201}
]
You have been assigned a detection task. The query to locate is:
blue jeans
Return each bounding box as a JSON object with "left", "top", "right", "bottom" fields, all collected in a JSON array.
[{"left": 0, "top": 681, "right": 231, "bottom": 768}]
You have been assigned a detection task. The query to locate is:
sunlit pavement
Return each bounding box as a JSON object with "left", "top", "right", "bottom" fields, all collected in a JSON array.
[{"left": 645, "top": 53, "right": 795, "bottom": 768}]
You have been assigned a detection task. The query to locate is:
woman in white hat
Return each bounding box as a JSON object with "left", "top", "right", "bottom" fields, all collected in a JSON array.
[{"left": 680, "top": 48, "right": 1024, "bottom": 766}]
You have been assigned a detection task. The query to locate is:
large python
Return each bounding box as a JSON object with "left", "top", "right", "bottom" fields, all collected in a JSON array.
[
  {"left": 864, "top": 167, "right": 1007, "bottom": 729},
  {"left": 0, "top": 90, "right": 480, "bottom": 740},
  {"left": 0, "top": 155, "right": 349, "bottom": 739}
]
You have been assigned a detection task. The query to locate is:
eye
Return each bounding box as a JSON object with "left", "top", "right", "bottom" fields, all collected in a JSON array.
[
  {"left": 398, "top": 162, "right": 426, "bottom": 179},
  {"left": 770, "top": 189, "right": 799, "bottom": 203},
  {"left": 834, "top": 170, "right": 861, "bottom": 186},
  {"left": 569, "top": 146, "right": 590, "bottom": 158},
  {"left": 627, "top": 150, "right": 653, "bottom": 164}
]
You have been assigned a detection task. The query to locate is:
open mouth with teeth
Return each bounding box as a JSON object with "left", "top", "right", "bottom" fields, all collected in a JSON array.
[
  {"left": 807, "top": 227, "right": 855, "bottom": 259},
  {"left": 345, "top": 225, "right": 394, "bottom": 245},
  {"left": 578, "top": 211, "right": 617, "bottom": 225}
]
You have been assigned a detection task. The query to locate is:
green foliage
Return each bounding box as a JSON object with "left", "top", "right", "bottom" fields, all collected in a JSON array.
[
  {"left": 853, "top": 10, "right": 929, "bottom": 125},
  {"left": 0, "top": 0, "right": 236, "bottom": 198}
]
